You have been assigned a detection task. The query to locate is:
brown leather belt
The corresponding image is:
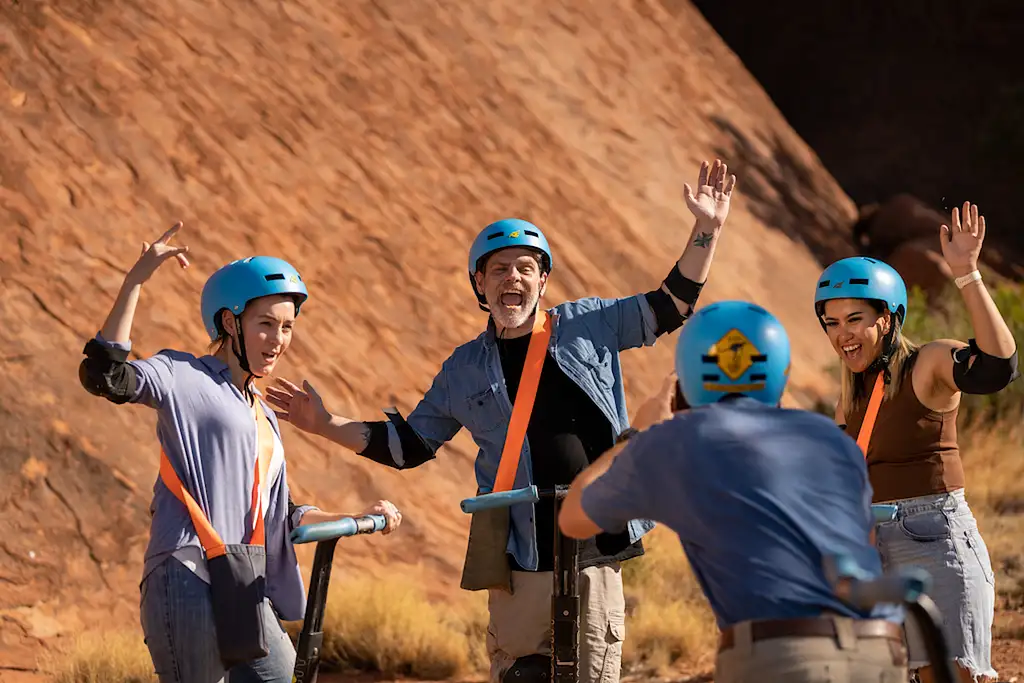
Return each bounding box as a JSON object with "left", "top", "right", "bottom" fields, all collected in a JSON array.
[{"left": 718, "top": 617, "right": 904, "bottom": 652}]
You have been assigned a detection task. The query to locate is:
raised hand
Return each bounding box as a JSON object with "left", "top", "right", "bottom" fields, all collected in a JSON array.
[
  {"left": 683, "top": 159, "right": 737, "bottom": 233},
  {"left": 128, "top": 221, "right": 190, "bottom": 284},
  {"left": 265, "top": 377, "right": 331, "bottom": 435},
  {"left": 940, "top": 201, "right": 986, "bottom": 277},
  {"left": 633, "top": 373, "right": 680, "bottom": 432}
]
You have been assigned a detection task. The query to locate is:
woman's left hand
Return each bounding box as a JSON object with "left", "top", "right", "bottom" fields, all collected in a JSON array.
[
  {"left": 940, "top": 201, "right": 986, "bottom": 277},
  {"left": 363, "top": 499, "right": 403, "bottom": 535}
]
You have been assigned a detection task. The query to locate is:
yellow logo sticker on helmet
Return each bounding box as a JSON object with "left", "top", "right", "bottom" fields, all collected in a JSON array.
[
  {"left": 289, "top": 274, "right": 298, "bottom": 284},
  {"left": 509, "top": 231, "right": 520, "bottom": 238},
  {"left": 708, "top": 329, "right": 761, "bottom": 381}
]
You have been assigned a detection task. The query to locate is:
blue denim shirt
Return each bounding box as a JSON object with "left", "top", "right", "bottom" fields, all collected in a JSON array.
[{"left": 388, "top": 294, "right": 660, "bottom": 571}]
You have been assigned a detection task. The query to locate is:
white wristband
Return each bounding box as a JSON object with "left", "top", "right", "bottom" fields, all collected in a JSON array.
[{"left": 954, "top": 270, "right": 982, "bottom": 289}]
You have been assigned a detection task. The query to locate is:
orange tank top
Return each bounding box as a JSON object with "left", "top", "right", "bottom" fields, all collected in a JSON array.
[{"left": 843, "top": 351, "right": 965, "bottom": 503}]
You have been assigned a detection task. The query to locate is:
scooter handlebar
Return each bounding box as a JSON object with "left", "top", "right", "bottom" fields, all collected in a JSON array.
[
  {"left": 461, "top": 485, "right": 540, "bottom": 513},
  {"left": 823, "top": 553, "right": 932, "bottom": 609},
  {"left": 290, "top": 514, "right": 388, "bottom": 544}
]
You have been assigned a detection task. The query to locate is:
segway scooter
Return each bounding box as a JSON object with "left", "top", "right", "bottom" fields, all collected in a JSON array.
[
  {"left": 289, "top": 513, "right": 388, "bottom": 683},
  {"left": 462, "top": 484, "right": 579, "bottom": 683},
  {"left": 824, "top": 515, "right": 960, "bottom": 683}
]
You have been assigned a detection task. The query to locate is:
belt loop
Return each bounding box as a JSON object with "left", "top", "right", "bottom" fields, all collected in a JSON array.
[
  {"left": 833, "top": 616, "right": 857, "bottom": 651},
  {"left": 733, "top": 620, "right": 754, "bottom": 656}
]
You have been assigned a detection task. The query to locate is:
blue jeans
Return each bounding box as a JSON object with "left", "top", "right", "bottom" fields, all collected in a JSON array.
[
  {"left": 140, "top": 557, "right": 296, "bottom": 683},
  {"left": 875, "top": 489, "right": 996, "bottom": 680}
]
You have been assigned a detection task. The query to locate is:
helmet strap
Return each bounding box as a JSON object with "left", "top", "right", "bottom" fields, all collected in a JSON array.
[
  {"left": 865, "top": 323, "right": 898, "bottom": 386},
  {"left": 229, "top": 313, "right": 258, "bottom": 405}
]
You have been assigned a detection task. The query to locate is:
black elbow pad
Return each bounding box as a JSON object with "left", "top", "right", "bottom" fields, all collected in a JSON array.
[
  {"left": 80, "top": 338, "right": 137, "bottom": 404},
  {"left": 951, "top": 339, "right": 1020, "bottom": 395},
  {"left": 358, "top": 421, "right": 400, "bottom": 468},
  {"left": 644, "top": 289, "right": 686, "bottom": 336},
  {"left": 384, "top": 407, "right": 436, "bottom": 469}
]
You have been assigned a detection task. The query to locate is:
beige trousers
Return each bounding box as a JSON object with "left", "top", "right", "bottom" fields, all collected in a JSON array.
[
  {"left": 715, "top": 618, "right": 909, "bottom": 683},
  {"left": 486, "top": 562, "right": 625, "bottom": 683}
]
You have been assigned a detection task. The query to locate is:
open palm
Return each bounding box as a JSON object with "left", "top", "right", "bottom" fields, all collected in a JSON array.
[
  {"left": 940, "top": 202, "right": 986, "bottom": 277},
  {"left": 265, "top": 378, "right": 330, "bottom": 435},
  {"left": 683, "top": 159, "right": 737, "bottom": 229}
]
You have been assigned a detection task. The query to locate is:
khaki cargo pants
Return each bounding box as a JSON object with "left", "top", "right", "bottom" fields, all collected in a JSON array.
[
  {"left": 714, "top": 617, "right": 909, "bottom": 683},
  {"left": 486, "top": 561, "right": 625, "bottom": 683}
]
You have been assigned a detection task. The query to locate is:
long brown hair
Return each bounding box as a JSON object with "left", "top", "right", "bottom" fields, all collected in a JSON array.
[{"left": 837, "top": 301, "right": 919, "bottom": 419}]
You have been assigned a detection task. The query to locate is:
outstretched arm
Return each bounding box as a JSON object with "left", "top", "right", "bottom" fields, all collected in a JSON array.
[
  {"left": 79, "top": 222, "right": 189, "bottom": 406},
  {"left": 643, "top": 159, "right": 737, "bottom": 336},
  {"left": 916, "top": 203, "right": 1018, "bottom": 402},
  {"left": 267, "top": 361, "right": 462, "bottom": 470}
]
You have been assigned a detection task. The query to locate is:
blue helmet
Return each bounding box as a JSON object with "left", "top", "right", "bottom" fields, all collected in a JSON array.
[
  {"left": 813, "top": 256, "right": 907, "bottom": 327},
  {"left": 675, "top": 300, "right": 792, "bottom": 408},
  {"left": 200, "top": 256, "right": 309, "bottom": 341},
  {"left": 467, "top": 218, "right": 553, "bottom": 304}
]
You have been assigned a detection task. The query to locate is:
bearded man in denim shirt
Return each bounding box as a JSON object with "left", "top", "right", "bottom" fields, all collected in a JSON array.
[{"left": 267, "top": 159, "right": 738, "bottom": 683}]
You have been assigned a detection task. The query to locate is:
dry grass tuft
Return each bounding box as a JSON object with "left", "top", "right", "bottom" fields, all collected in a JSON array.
[{"left": 39, "top": 631, "right": 156, "bottom": 683}]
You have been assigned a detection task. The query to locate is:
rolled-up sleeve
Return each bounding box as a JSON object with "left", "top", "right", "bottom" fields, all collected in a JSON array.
[
  {"left": 566, "top": 295, "right": 659, "bottom": 352},
  {"left": 91, "top": 333, "right": 176, "bottom": 408}
]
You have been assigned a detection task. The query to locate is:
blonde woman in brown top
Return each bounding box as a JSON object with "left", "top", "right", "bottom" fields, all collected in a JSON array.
[{"left": 812, "top": 202, "right": 1018, "bottom": 683}]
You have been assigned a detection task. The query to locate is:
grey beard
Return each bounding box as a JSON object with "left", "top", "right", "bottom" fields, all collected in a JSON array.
[{"left": 490, "top": 291, "right": 538, "bottom": 330}]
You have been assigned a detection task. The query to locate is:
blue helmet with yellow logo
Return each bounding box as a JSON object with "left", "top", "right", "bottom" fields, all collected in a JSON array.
[
  {"left": 813, "top": 256, "right": 907, "bottom": 329},
  {"left": 675, "top": 300, "right": 791, "bottom": 408},
  {"left": 200, "top": 256, "right": 308, "bottom": 341},
  {"left": 467, "top": 218, "right": 553, "bottom": 305}
]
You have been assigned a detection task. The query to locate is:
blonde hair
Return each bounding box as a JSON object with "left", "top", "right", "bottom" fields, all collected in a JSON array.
[{"left": 838, "top": 310, "right": 919, "bottom": 419}]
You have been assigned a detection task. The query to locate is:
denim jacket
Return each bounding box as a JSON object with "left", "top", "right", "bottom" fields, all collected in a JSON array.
[{"left": 382, "top": 294, "right": 661, "bottom": 571}]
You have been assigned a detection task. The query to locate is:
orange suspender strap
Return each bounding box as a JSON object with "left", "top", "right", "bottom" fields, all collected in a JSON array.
[
  {"left": 159, "top": 399, "right": 275, "bottom": 558},
  {"left": 855, "top": 373, "right": 885, "bottom": 457},
  {"left": 491, "top": 311, "right": 553, "bottom": 493},
  {"left": 159, "top": 450, "right": 230, "bottom": 558}
]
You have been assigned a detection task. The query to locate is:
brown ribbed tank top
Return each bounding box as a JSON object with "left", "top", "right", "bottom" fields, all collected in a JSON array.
[{"left": 843, "top": 351, "right": 965, "bottom": 503}]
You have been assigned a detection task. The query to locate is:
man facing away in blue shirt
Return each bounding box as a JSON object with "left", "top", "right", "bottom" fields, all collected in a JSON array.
[{"left": 558, "top": 299, "right": 909, "bottom": 683}]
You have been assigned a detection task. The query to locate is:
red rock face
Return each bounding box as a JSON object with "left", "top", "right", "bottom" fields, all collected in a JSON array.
[{"left": 0, "top": 0, "right": 915, "bottom": 675}]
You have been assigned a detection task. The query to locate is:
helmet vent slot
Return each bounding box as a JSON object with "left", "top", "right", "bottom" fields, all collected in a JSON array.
[
  {"left": 849, "top": 278, "right": 869, "bottom": 285},
  {"left": 264, "top": 273, "right": 286, "bottom": 281}
]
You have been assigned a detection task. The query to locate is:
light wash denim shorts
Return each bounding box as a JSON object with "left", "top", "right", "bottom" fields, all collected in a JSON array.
[{"left": 874, "top": 488, "right": 997, "bottom": 680}]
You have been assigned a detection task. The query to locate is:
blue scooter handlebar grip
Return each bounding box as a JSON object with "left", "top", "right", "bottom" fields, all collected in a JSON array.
[
  {"left": 871, "top": 503, "right": 898, "bottom": 523},
  {"left": 290, "top": 514, "right": 388, "bottom": 544},
  {"left": 460, "top": 485, "right": 540, "bottom": 513}
]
